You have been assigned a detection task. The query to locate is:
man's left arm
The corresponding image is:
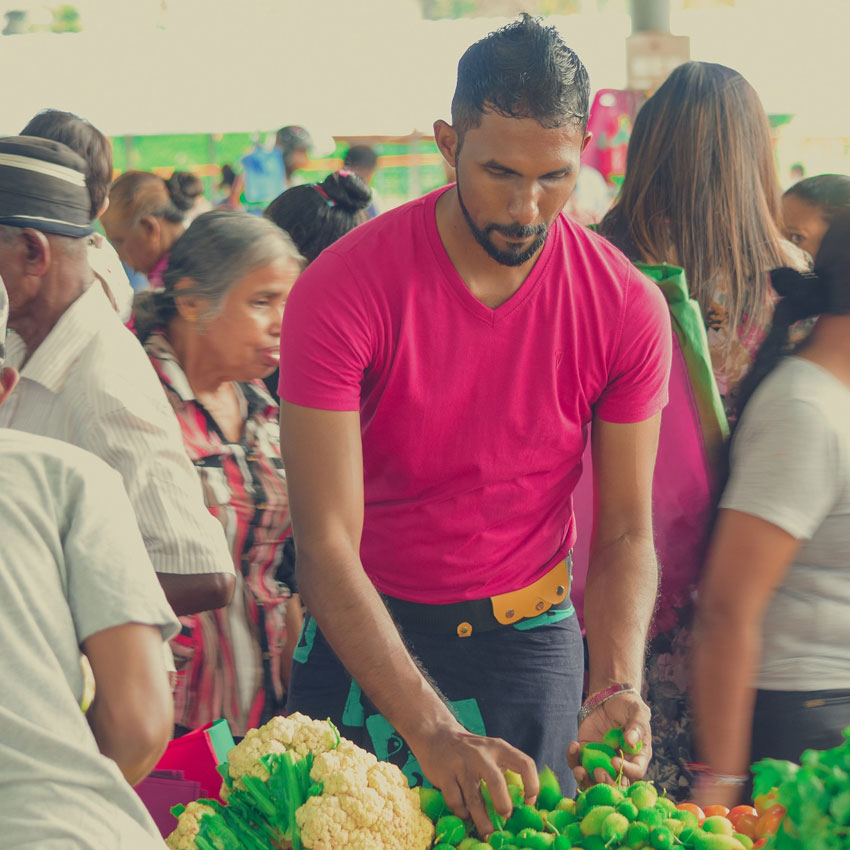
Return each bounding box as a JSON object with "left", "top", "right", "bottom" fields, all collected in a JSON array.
[{"left": 569, "top": 413, "right": 661, "bottom": 785}]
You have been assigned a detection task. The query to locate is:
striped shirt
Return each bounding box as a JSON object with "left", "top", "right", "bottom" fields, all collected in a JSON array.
[
  {"left": 0, "top": 282, "right": 233, "bottom": 579},
  {"left": 145, "top": 332, "right": 293, "bottom": 734}
]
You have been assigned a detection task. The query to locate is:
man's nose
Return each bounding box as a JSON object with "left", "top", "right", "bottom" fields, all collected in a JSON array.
[{"left": 508, "top": 184, "right": 539, "bottom": 227}]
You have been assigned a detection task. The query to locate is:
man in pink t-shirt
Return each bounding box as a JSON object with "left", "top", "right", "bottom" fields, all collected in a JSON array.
[{"left": 279, "top": 15, "right": 671, "bottom": 835}]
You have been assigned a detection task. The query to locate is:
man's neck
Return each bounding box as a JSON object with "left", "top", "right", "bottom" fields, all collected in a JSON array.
[
  {"left": 434, "top": 187, "right": 544, "bottom": 309},
  {"left": 13, "top": 268, "right": 93, "bottom": 359}
]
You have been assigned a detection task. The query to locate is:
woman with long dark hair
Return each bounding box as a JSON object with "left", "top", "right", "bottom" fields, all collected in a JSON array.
[
  {"left": 692, "top": 210, "right": 850, "bottom": 805},
  {"left": 596, "top": 61, "right": 807, "bottom": 797}
]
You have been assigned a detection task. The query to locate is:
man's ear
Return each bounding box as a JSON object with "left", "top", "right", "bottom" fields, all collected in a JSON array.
[
  {"left": 19, "top": 228, "right": 51, "bottom": 278},
  {"left": 433, "top": 120, "right": 460, "bottom": 169},
  {"left": 139, "top": 214, "right": 161, "bottom": 241},
  {"left": 0, "top": 366, "right": 19, "bottom": 406}
]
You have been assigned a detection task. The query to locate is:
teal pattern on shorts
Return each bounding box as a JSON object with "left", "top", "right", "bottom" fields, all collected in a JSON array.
[{"left": 292, "top": 615, "right": 318, "bottom": 664}]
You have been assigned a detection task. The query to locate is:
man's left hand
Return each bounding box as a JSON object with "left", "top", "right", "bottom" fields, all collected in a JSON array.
[{"left": 567, "top": 691, "right": 652, "bottom": 788}]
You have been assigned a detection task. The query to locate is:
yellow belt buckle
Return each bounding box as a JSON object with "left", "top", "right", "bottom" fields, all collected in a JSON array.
[{"left": 490, "top": 559, "right": 570, "bottom": 625}]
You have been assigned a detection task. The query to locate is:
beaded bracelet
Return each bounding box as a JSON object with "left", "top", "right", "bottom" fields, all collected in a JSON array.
[
  {"left": 688, "top": 763, "right": 748, "bottom": 787},
  {"left": 577, "top": 682, "right": 637, "bottom": 725}
]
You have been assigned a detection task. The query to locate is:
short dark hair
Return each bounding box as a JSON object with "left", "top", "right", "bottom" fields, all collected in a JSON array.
[
  {"left": 343, "top": 145, "right": 378, "bottom": 171},
  {"left": 784, "top": 174, "right": 850, "bottom": 217},
  {"left": 20, "top": 109, "right": 113, "bottom": 220},
  {"left": 451, "top": 13, "right": 589, "bottom": 137}
]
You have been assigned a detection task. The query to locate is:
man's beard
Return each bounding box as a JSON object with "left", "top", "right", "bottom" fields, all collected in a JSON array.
[{"left": 456, "top": 176, "right": 549, "bottom": 267}]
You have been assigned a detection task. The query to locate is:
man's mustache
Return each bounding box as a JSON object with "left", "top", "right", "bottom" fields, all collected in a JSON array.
[{"left": 485, "top": 222, "right": 548, "bottom": 239}]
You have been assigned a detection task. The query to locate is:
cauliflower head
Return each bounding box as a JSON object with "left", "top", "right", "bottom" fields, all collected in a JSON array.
[
  {"left": 224, "top": 712, "right": 340, "bottom": 795},
  {"left": 166, "top": 801, "right": 217, "bottom": 850},
  {"left": 296, "top": 740, "right": 434, "bottom": 850}
]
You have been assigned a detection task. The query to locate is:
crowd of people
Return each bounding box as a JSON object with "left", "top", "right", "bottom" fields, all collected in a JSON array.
[{"left": 1, "top": 12, "right": 849, "bottom": 849}]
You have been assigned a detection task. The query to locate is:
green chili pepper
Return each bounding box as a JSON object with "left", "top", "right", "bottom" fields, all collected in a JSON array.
[
  {"left": 436, "top": 814, "right": 468, "bottom": 845},
  {"left": 549, "top": 809, "right": 579, "bottom": 833},
  {"left": 617, "top": 800, "right": 639, "bottom": 822},
  {"left": 601, "top": 812, "right": 630, "bottom": 846},
  {"left": 678, "top": 827, "right": 697, "bottom": 846},
  {"left": 649, "top": 826, "right": 674, "bottom": 850},
  {"left": 565, "top": 822, "right": 585, "bottom": 845},
  {"left": 627, "top": 821, "right": 650, "bottom": 848},
  {"left": 481, "top": 780, "right": 506, "bottom": 832},
  {"left": 581, "top": 743, "right": 618, "bottom": 781},
  {"left": 580, "top": 806, "right": 616, "bottom": 837},
  {"left": 515, "top": 828, "right": 555, "bottom": 849},
  {"left": 488, "top": 830, "right": 516, "bottom": 849},
  {"left": 419, "top": 786, "right": 451, "bottom": 820},
  {"left": 628, "top": 783, "right": 658, "bottom": 811},
  {"left": 654, "top": 797, "right": 677, "bottom": 817},
  {"left": 662, "top": 818, "right": 684, "bottom": 837},
  {"left": 584, "top": 784, "right": 625, "bottom": 808},
  {"left": 674, "top": 810, "right": 698, "bottom": 830},
  {"left": 506, "top": 805, "right": 546, "bottom": 835},
  {"left": 538, "top": 766, "right": 564, "bottom": 811},
  {"left": 602, "top": 727, "right": 644, "bottom": 756},
  {"left": 702, "top": 816, "right": 733, "bottom": 836},
  {"left": 636, "top": 807, "right": 663, "bottom": 828}
]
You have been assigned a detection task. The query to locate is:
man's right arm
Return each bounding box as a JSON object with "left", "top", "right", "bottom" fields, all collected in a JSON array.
[
  {"left": 91, "top": 405, "right": 235, "bottom": 615},
  {"left": 281, "top": 401, "right": 539, "bottom": 835}
]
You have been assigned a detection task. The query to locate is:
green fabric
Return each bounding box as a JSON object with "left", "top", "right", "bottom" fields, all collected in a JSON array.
[
  {"left": 634, "top": 263, "right": 729, "bottom": 470},
  {"left": 512, "top": 605, "right": 575, "bottom": 631},
  {"left": 292, "top": 615, "right": 318, "bottom": 664},
  {"left": 366, "top": 699, "right": 486, "bottom": 787},
  {"left": 342, "top": 679, "right": 366, "bottom": 727}
]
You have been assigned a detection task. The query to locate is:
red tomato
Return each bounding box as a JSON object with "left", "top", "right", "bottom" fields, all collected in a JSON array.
[
  {"left": 703, "top": 805, "right": 731, "bottom": 818},
  {"left": 728, "top": 805, "right": 758, "bottom": 828},
  {"left": 735, "top": 813, "right": 760, "bottom": 839},
  {"left": 676, "top": 803, "right": 706, "bottom": 826},
  {"left": 754, "top": 805, "right": 786, "bottom": 838}
]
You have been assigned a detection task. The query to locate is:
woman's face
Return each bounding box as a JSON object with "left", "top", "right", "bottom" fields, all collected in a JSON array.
[
  {"left": 201, "top": 257, "right": 299, "bottom": 382},
  {"left": 782, "top": 193, "right": 830, "bottom": 260}
]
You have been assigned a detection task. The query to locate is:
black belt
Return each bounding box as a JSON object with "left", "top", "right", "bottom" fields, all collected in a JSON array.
[{"left": 382, "top": 555, "right": 572, "bottom": 638}]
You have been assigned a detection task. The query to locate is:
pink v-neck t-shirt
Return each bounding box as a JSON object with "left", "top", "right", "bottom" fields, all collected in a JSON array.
[{"left": 279, "top": 187, "right": 671, "bottom": 604}]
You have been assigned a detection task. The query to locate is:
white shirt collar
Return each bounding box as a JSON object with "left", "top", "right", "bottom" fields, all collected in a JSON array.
[{"left": 12, "top": 283, "right": 113, "bottom": 393}]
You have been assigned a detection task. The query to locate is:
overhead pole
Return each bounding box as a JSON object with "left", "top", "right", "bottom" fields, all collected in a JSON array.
[{"left": 626, "top": 0, "right": 690, "bottom": 92}]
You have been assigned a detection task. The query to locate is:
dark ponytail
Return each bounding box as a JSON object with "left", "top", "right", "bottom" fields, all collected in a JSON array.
[
  {"left": 738, "top": 207, "right": 850, "bottom": 410},
  {"left": 132, "top": 289, "right": 178, "bottom": 342}
]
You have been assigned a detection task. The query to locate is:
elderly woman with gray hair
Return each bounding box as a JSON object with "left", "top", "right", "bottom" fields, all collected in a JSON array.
[{"left": 134, "top": 209, "right": 304, "bottom": 736}]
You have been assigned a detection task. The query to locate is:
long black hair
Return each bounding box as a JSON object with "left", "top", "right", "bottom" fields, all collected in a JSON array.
[{"left": 737, "top": 208, "right": 850, "bottom": 410}]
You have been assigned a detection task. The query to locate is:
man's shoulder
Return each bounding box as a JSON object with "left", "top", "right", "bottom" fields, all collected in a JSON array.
[
  {"left": 556, "top": 213, "right": 638, "bottom": 278},
  {"left": 0, "top": 429, "right": 118, "bottom": 491}
]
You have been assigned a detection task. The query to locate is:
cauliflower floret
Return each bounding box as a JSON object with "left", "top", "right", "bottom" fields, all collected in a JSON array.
[
  {"left": 224, "top": 712, "right": 339, "bottom": 795},
  {"left": 165, "top": 801, "right": 216, "bottom": 850},
  {"left": 296, "top": 740, "right": 434, "bottom": 850}
]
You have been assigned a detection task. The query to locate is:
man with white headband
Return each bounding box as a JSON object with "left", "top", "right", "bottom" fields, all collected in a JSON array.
[
  {"left": 0, "top": 135, "right": 234, "bottom": 617},
  {"left": 0, "top": 276, "right": 179, "bottom": 847}
]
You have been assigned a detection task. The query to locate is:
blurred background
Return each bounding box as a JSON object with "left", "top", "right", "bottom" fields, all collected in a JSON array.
[{"left": 3, "top": 0, "right": 846, "bottom": 209}]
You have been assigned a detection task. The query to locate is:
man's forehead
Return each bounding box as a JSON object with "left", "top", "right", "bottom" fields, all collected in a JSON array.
[{"left": 463, "top": 113, "right": 585, "bottom": 167}]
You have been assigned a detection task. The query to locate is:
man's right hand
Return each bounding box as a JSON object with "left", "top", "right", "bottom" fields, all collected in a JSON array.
[{"left": 408, "top": 721, "right": 540, "bottom": 837}]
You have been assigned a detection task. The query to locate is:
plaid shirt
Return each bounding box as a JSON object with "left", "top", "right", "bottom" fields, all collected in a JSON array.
[{"left": 146, "top": 332, "right": 292, "bottom": 735}]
